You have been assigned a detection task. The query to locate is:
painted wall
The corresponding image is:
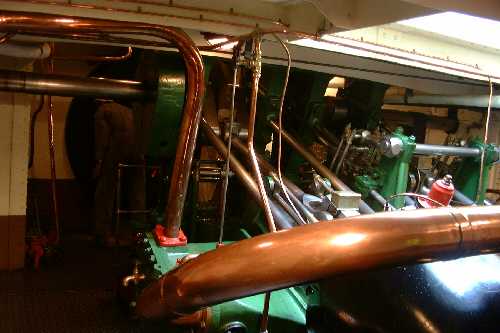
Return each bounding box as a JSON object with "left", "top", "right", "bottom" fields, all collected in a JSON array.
[{"left": 0, "top": 57, "right": 31, "bottom": 270}]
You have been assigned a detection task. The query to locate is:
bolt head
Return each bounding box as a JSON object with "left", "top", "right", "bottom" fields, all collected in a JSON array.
[{"left": 379, "top": 136, "right": 403, "bottom": 157}]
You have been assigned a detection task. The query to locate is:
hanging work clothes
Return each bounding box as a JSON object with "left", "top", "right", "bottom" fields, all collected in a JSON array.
[{"left": 94, "top": 102, "right": 145, "bottom": 237}]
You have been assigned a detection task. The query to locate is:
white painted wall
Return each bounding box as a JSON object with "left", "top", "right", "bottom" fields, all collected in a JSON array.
[{"left": 0, "top": 58, "right": 31, "bottom": 216}]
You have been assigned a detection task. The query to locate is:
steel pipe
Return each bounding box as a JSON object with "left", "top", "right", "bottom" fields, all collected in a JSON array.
[
  {"left": 136, "top": 205, "right": 500, "bottom": 318},
  {"left": 384, "top": 94, "right": 500, "bottom": 109},
  {"left": 201, "top": 118, "right": 296, "bottom": 230},
  {"left": 453, "top": 189, "right": 475, "bottom": 206},
  {"left": 414, "top": 143, "right": 482, "bottom": 157},
  {"left": 0, "top": 41, "right": 51, "bottom": 59},
  {"left": 269, "top": 120, "right": 374, "bottom": 214},
  {"left": 0, "top": 69, "right": 148, "bottom": 99},
  {"left": 54, "top": 46, "right": 133, "bottom": 62},
  {"left": 369, "top": 189, "right": 395, "bottom": 211},
  {"left": 232, "top": 137, "right": 304, "bottom": 200},
  {"left": 0, "top": 10, "right": 206, "bottom": 240}
]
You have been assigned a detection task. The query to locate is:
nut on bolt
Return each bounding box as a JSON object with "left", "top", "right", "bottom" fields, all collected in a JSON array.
[{"left": 379, "top": 136, "right": 404, "bottom": 158}]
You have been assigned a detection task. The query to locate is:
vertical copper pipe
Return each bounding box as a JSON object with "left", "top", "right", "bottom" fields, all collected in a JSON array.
[
  {"left": 46, "top": 47, "right": 59, "bottom": 244},
  {"left": 136, "top": 205, "right": 500, "bottom": 318},
  {"left": 260, "top": 291, "right": 271, "bottom": 333},
  {"left": 245, "top": 37, "right": 276, "bottom": 330},
  {"left": 0, "top": 10, "right": 205, "bottom": 240},
  {"left": 247, "top": 36, "right": 276, "bottom": 233},
  {"left": 217, "top": 43, "right": 242, "bottom": 245},
  {"left": 47, "top": 95, "right": 59, "bottom": 244}
]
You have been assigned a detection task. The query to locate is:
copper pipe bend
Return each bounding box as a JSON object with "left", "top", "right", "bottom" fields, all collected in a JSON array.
[
  {"left": 0, "top": 10, "right": 205, "bottom": 239},
  {"left": 136, "top": 205, "right": 500, "bottom": 318}
]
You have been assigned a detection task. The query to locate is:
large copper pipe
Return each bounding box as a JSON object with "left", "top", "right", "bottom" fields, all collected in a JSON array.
[
  {"left": 0, "top": 10, "right": 205, "bottom": 239},
  {"left": 136, "top": 205, "right": 500, "bottom": 318},
  {"left": 269, "top": 120, "right": 374, "bottom": 214},
  {"left": 201, "top": 117, "right": 296, "bottom": 230}
]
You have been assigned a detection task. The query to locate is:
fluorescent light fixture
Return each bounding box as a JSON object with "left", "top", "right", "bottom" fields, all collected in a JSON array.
[
  {"left": 398, "top": 12, "right": 500, "bottom": 50},
  {"left": 325, "top": 76, "right": 345, "bottom": 97}
]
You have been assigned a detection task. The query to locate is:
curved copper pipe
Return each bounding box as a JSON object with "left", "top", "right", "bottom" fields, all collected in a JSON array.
[
  {"left": 136, "top": 205, "right": 500, "bottom": 318},
  {"left": 0, "top": 10, "right": 205, "bottom": 239},
  {"left": 54, "top": 46, "right": 133, "bottom": 62}
]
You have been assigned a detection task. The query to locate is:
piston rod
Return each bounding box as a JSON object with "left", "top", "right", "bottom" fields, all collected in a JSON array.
[
  {"left": 269, "top": 120, "right": 374, "bottom": 214},
  {"left": 414, "top": 143, "right": 482, "bottom": 157},
  {"left": 0, "top": 69, "right": 148, "bottom": 99},
  {"left": 201, "top": 118, "right": 296, "bottom": 230}
]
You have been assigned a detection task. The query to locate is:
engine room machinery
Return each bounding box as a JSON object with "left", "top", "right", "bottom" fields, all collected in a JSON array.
[{"left": 1, "top": 8, "right": 500, "bottom": 333}]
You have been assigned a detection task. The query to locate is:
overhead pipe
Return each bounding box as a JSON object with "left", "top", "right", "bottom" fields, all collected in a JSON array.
[
  {"left": 54, "top": 46, "right": 133, "bottom": 62},
  {"left": 269, "top": 120, "right": 374, "bottom": 214},
  {"left": 384, "top": 94, "right": 500, "bottom": 109},
  {"left": 0, "top": 10, "right": 205, "bottom": 241},
  {"left": 136, "top": 205, "right": 500, "bottom": 318},
  {"left": 0, "top": 41, "right": 51, "bottom": 59},
  {"left": 105, "top": 0, "right": 288, "bottom": 28},
  {"left": 0, "top": 69, "right": 148, "bottom": 99},
  {"left": 3, "top": 0, "right": 497, "bottom": 83},
  {"left": 201, "top": 118, "right": 296, "bottom": 230}
]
